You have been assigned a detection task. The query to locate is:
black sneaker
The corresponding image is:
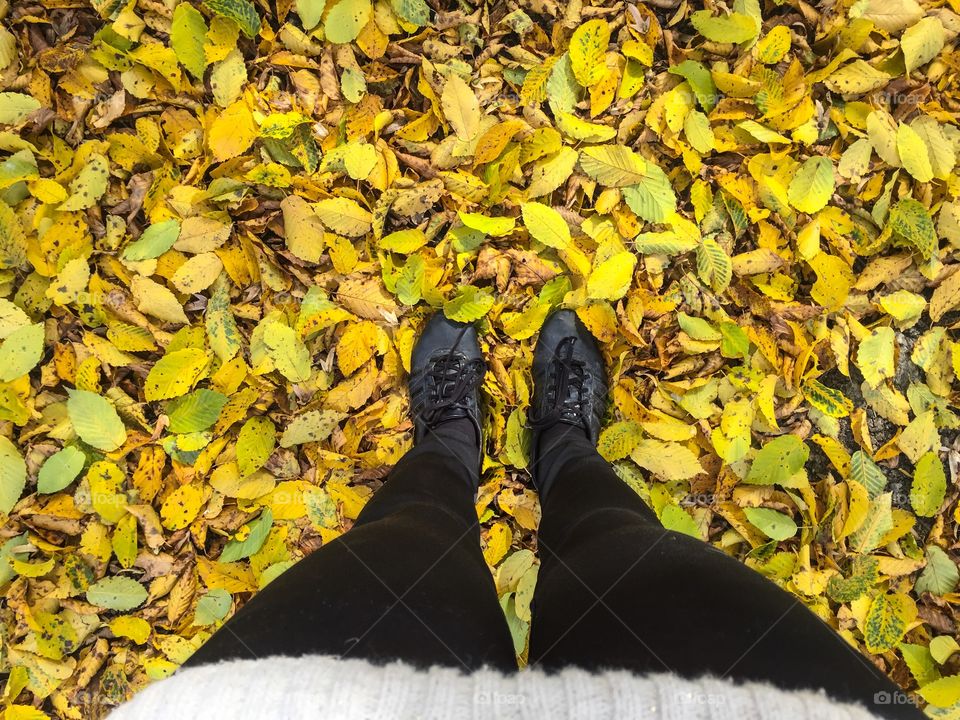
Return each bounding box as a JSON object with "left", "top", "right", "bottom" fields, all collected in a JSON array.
[
  {"left": 409, "top": 313, "right": 485, "bottom": 456},
  {"left": 529, "top": 310, "right": 608, "bottom": 487}
]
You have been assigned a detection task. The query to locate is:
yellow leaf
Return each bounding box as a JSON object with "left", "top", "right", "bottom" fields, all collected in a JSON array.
[
  {"left": 281, "top": 195, "right": 325, "bottom": 263},
  {"left": 587, "top": 251, "right": 636, "bottom": 301},
  {"left": 630, "top": 438, "right": 704, "bottom": 480},
  {"left": 808, "top": 253, "right": 853, "bottom": 311},
  {"left": 46, "top": 257, "right": 90, "bottom": 306},
  {"left": 554, "top": 111, "right": 616, "bottom": 143},
  {"left": 109, "top": 616, "right": 152, "bottom": 644},
  {"left": 527, "top": 146, "right": 578, "bottom": 198},
  {"left": 171, "top": 252, "right": 223, "bottom": 294},
  {"left": 896, "top": 122, "right": 933, "bottom": 182},
  {"left": 787, "top": 157, "right": 835, "bottom": 214},
  {"left": 145, "top": 347, "right": 210, "bottom": 400},
  {"left": 569, "top": 19, "right": 610, "bottom": 87},
  {"left": 337, "top": 320, "right": 382, "bottom": 376},
  {"left": 440, "top": 74, "right": 481, "bottom": 141},
  {"left": 131, "top": 275, "right": 189, "bottom": 325},
  {"left": 930, "top": 268, "right": 960, "bottom": 322},
  {"left": 313, "top": 197, "right": 372, "bottom": 237},
  {"left": 483, "top": 521, "right": 512, "bottom": 565},
  {"left": 380, "top": 228, "right": 427, "bottom": 253},
  {"left": 579, "top": 144, "right": 646, "bottom": 187},
  {"left": 521, "top": 202, "right": 570, "bottom": 249},
  {"left": 209, "top": 99, "right": 258, "bottom": 162},
  {"left": 160, "top": 483, "right": 205, "bottom": 530}
]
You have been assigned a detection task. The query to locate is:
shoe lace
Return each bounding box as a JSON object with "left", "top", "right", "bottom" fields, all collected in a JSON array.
[
  {"left": 421, "top": 346, "right": 485, "bottom": 427},
  {"left": 528, "top": 337, "right": 587, "bottom": 430}
]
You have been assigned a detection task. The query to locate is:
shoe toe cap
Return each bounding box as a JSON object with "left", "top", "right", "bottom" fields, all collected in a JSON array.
[{"left": 411, "top": 313, "right": 482, "bottom": 371}]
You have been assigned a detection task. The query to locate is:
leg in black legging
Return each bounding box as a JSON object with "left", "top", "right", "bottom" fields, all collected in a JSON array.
[
  {"left": 186, "top": 422, "right": 517, "bottom": 672},
  {"left": 528, "top": 425, "right": 922, "bottom": 720}
]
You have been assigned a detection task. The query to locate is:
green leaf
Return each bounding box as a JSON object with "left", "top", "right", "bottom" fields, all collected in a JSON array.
[
  {"left": 122, "top": 219, "right": 181, "bottom": 262},
  {"left": 719, "top": 322, "right": 749, "bottom": 358},
  {"left": 166, "top": 389, "right": 228, "bottom": 434},
  {"left": 390, "top": 0, "right": 429, "bottom": 26},
  {"left": 850, "top": 451, "right": 887, "bottom": 498},
  {"left": 395, "top": 254, "right": 424, "bottom": 306},
  {"left": 0, "top": 322, "right": 44, "bottom": 382},
  {"left": 849, "top": 492, "right": 894, "bottom": 554},
  {"left": 669, "top": 60, "right": 717, "bottom": 111},
  {"left": 220, "top": 509, "right": 273, "bottom": 562},
  {"left": 911, "top": 451, "right": 946, "bottom": 517},
  {"left": 304, "top": 486, "right": 338, "bottom": 529},
  {"left": 916, "top": 545, "right": 959, "bottom": 596},
  {"left": 324, "top": 0, "right": 372, "bottom": 44},
  {"left": 67, "top": 389, "right": 127, "bottom": 452},
  {"left": 696, "top": 237, "right": 732, "bottom": 293},
  {"left": 171, "top": 3, "right": 208, "bottom": 79},
  {"left": 194, "top": 588, "right": 232, "bottom": 626},
  {"left": 294, "top": 0, "right": 326, "bottom": 28},
  {"left": 37, "top": 446, "right": 85, "bottom": 494},
  {"left": 633, "top": 231, "right": 698, "bottom": 256},
  {"left": 236, "top": 416, "right": 276, "bottom": 477},
  {"left": 204, "top": 0, "right": 261, "bottom": 38},
  {"left": 444, "top": 286, "right": 494, "bottom": 322},
  {"left": 745, "top": 435, "right": 809, "bottom": 487},
  {"left": 677, "top": 313, "right": 721, "bottom": 341},
  {"left": 660, "top": 505, "right": 700, "bottom": 538},
  {"left": 545, "top": 54, "right": 579, "bottom": 115},
  {"left": 0, "top": 435, "right": 25, "bottom": 513},
  {"left": 622, "top": 163, "right": 677, "bottom": 222},
  {"left": 86, "top": 576, "right": 148, "bottom": 611},
  {"left": 826, "top": 556, "right": 878, "bottom": 602},
  {"left": 900, "top": 643, "right": 940, "bottom": 686},
  {"left": 744, "top": 507, "right": 798, "bottom": 541},
  {"left": 0, "top": 92, "right": 41, "bottom": 124},
  {"left": 684, "top": 110, "right": 715, "bottom": 154},
  {"left": 888, "top": 197, "right": 936, "bottom": 259}
]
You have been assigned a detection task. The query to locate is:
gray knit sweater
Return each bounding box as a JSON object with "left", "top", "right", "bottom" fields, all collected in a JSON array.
[{"left": 110, "top": 655, "right": 886, "bottom": 719}]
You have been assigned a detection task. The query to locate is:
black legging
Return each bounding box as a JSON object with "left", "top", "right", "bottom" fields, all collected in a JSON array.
[{"left": 186, "top": 423, "right": 921, "bottom": 719}]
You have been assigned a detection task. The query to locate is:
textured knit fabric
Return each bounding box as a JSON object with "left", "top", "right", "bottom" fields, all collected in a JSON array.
[{"left": 110, "top": 655, "right": 886, "bottom": 720}]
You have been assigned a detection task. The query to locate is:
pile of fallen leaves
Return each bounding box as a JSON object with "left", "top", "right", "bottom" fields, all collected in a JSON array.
[{"left": 0, "top": 0, "right": 959, "bottom": 715}]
